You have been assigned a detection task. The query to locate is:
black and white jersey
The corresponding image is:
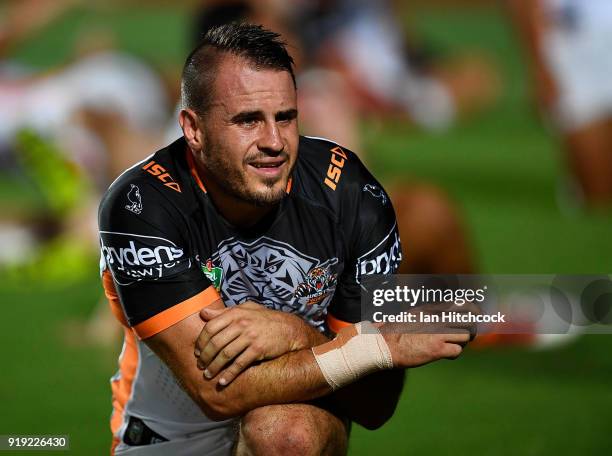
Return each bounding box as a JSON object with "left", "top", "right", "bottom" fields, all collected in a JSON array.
[
  {"left": 99, "top": 135, "right": 402, "bottom": 451},
  {"left": 99, "top": 135, "right": 402, "bottom": 338}
]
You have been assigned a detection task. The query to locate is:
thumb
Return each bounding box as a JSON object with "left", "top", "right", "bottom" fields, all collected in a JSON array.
[{"left": 200, "top": 306, "right": 224, "bottom": 321}]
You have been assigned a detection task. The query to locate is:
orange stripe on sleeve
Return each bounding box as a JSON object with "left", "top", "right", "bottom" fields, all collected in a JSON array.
[
  {"left": 133, "top": 286, "right": 220, "bottom": 340},
  {"left": 326, "top": 313, "right": 353, "bottom": 334},
  {"left": 103, "top": 270, "right": 128, "bottom": 327}
]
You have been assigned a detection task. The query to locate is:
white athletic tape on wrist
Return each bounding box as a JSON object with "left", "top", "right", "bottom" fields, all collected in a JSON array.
[{"left": 312, "top": 321, "right": 394, "bottom": 391}]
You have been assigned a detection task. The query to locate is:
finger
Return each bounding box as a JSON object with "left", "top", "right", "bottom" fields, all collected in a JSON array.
[
  {"left": 443, "top": 330, "right": 471, "bottom": 344},
  {"left": 446, "top": 319, "right": 478, "bottom": 337},
  {"left": 217, "top": 346, "right": 262, "bottom": 386},
  {"left": 195, "top": 312, "right": 234, "bottom": 355},
  {"left": 442, "top": 342, "right": 464, "bottom": 360},
  {"left": 206, "top": 337, "right": 251, "bottom": 380},
  {"left": 200, "top": 306, "right": 227, "bottom": 321},
  {"left": 199, "top": 324, "right": 243, "bottom": 372},
  {"left": 443, "top": 306, "right": 479, "bottom": 340},
  {"left": 447, "top": 319, "right": 478, "bottom": 341},
  {"left": 458, "top": 323, "right": 477, "bottom": 342}
]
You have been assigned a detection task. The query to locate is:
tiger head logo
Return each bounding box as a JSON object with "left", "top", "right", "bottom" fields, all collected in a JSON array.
[
  {"left": 212, "top": 237, "right": 338, "bottom": 327},
  {"left": 295, "top": 266, "right": 337, "bottom": 305}
]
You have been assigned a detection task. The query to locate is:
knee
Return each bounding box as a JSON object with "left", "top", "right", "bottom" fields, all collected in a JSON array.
[{"left": 239, "top": 408, "right": 326, "bottom": 456}]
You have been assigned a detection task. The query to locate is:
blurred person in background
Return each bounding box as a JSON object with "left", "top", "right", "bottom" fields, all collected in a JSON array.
[
  {"left": 0, "top": 0, "right": 171, "bottom": 344},
  {"left": 0, "top": 0, "right": 78, "bottom": 57},
  {"left": 0, "top": 0, "right": 79, "bottom": 264},
  {"left": 0, "top": 0, "right": 169, "bottom": 268},
  {"left": 509, "top": 0, "right": 612, "bottom": 208},
  {"left": 291, "top": 0, "right": 501, "bottom": 148}
]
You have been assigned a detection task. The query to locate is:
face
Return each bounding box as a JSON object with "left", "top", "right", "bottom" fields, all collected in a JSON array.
[{"left": 185, "top": 55, "right": 299, "bottom": 207}]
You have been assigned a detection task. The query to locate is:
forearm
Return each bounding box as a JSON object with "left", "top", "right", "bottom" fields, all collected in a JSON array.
[
  {"left": 202, "top": 336, "right": 402, "bottom": 426},
  {"left": 147, "top": 314, "right": 334, "bottom": 421},
  {"left": 289, "top": 319, "right": 404, "bottom": 428},
  {"left": 152, "top": 305, "right": 471, "bottom": 423},
  {"left": 203, "top": 347, "right": 333, "bottom": 419},
  {"left": 202, "top": 317, "right": 329, "bottom": 418},
  {"left": 286, "top": 314, "right": 329, "bottom": 351},
  {"left": 204, "top": 321, "right": 401, "bottom": 425}
]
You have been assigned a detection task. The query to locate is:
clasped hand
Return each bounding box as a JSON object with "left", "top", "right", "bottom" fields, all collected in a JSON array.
[{"left": 193, "top": 302, "right": 305, "bottom": 386}]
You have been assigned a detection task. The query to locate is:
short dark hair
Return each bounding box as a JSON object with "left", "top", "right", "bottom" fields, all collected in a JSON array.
[{"left": 181, "top": 22, "right": 296, "bottom": 114}]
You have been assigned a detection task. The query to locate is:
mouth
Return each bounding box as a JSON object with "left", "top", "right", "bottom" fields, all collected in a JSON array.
[{"left": 248, "top": 159, "right": 287, "bottom": 178}]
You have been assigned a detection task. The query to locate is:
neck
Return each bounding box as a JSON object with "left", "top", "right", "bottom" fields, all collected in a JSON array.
[{"left": 207, "top": 179, "right": 276, "bottom": 228}]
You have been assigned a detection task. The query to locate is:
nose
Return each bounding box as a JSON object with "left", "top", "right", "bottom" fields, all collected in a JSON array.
[{"left": 257, "top": 121, "right": 283, "bottom": 154}]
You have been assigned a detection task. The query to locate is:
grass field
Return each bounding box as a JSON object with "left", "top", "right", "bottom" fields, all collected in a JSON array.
[{"left": 1, "top": 4, "right": 611, "bottom": 455}]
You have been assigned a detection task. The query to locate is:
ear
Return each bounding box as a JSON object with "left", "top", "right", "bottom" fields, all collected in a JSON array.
[{"left": 179, "top": 108, "right": 204, "bottom": 152}]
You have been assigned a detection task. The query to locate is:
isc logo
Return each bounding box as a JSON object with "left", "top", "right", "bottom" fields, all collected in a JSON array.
[
  {"left": 324, "top": 146, "right": 347, "bottom": 191},
  {"left": 142, "top": 161, "right": 182, "bottom": 193}
]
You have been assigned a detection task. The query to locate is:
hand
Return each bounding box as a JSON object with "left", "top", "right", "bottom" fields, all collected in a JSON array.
[
  {"left": 194, "top": 302, "right": 310, "bottom": 386},
  {"left": 381, "top": 301, "right": 479, "bottom": 368},
  {"left": 382, "top": 330, "right": 469, "bottom": 368}
]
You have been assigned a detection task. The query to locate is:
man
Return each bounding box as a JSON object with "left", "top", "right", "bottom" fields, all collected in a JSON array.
[{"left": 99, "top": 23, "right": 473, "bottom": 455}]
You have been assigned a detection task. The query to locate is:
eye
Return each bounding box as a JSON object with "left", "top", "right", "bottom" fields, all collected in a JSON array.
[
  {"left": 276, "top": 111, "right": 297, "bottom": 124},
  {"left": 240, "top": 118, "right": 257, "bottom": 127},
  {"left": 234, "top": 115, "right": 260, "bottom": 128}
]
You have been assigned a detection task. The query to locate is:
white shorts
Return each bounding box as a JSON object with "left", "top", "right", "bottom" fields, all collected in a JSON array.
[
  {"left": 114, "top": 424, "right": 236, "bottom": 456},
  {"left": 542, "top": 0, "right": 612, "bottom": 131}
]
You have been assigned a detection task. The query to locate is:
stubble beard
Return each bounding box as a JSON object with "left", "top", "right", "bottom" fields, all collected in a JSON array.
[{"left": 200, "top": 141, "right": 290, "bottom": 207}]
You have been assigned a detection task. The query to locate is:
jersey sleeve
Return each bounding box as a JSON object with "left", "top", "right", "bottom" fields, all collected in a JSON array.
[
  {"left": 327, "top": 165, "right": 402, "bottom": 332},
  {"left": 98, "top": 180, "right": 217, "bottom": 339}
]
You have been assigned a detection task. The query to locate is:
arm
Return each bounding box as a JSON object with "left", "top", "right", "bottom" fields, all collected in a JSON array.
[
  {"left": 196, "top": 301, "right": 405, "bottom": 429},
  {"left": 146, "top": 299, "right": 469, "bottom": 424},
  {"left": 145, "top": 303, "right": 333, "bottom": 422},
  {"left": 259, "top": 314, "right": 406, "bottom": 430},
  {"left": 260, "top": 314, "right": 407, "bottom": 429}
]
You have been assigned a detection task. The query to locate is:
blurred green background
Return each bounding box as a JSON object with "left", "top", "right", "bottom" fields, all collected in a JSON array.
[{"left": 1, "top": 3, "right": 611, "bottom": 455}]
